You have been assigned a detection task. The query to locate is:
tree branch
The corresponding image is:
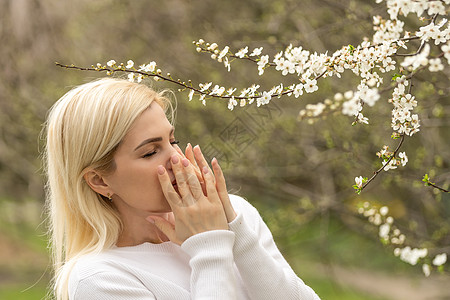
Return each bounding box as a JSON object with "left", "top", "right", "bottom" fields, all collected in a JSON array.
[
  {"left": 55, "top": 62, "right": 326, "bottom": 102},
  {"left": 360, "top": 134, "right": 405, "bottom": 192}
]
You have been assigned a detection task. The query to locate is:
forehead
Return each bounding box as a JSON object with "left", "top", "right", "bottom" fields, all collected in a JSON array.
[{"left": 121, "top": 103, "right": 172, "bottom": 149}]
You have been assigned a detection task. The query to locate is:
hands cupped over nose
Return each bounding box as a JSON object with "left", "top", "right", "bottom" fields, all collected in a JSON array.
[{"left": 147, "top": 145, "right": 236, "bottom": 245}]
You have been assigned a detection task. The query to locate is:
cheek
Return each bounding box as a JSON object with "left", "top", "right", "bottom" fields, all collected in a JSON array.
[{"left": 111, "top": 162, "right": 161, "bottom": 196}]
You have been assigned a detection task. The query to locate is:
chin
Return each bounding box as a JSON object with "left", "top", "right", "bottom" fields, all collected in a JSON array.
[{"left": 157, "top": 199, "right": 172, "bottom": 213}]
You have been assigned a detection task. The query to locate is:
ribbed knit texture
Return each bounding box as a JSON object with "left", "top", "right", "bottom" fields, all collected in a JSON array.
[
  {"left": 181, "top": 230, "right": 237, "bottom": 299},
  {"left": 228, "top": 195, "right": 321, "bottom": 300},
  {"left": 68, "top": 195, "right": 320, "bottom": 300}
]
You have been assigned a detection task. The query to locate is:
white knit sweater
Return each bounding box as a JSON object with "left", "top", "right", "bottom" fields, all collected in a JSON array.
[{"left": 68, "top": 195, "right": 320, "bottom": 299}]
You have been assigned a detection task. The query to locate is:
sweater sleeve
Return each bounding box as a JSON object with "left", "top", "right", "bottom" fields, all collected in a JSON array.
[
  {"left": 228, "top": 195, "right": 321, "bottom": 300},
  {"left": 181, "top": 229, "right": 237, "bottom": 300}
]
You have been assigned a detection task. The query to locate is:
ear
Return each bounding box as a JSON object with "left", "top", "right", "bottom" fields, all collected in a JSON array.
[{"left": 83, "top": 169, "right": 113, "bottom": 198}]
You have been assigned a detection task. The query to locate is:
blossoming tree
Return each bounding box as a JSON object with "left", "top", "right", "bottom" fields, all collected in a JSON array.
[{"left": 58, "top": 0, "right": 449, "bottom": 275}]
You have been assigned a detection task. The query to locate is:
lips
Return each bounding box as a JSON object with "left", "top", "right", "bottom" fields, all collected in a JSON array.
[{"left": 171, "top": 179, "right": 179, "bottom": 193}]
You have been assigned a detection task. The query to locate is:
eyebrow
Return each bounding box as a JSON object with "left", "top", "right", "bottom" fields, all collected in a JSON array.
[{"left": 134, "top": 127, "right": 174, "bottom": 151}]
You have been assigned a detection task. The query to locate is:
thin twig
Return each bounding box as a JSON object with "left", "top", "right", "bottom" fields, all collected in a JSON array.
[
  {"left": 55, "top": 62, "right": 326, "bottom": 101},
  {"left": 394, "top": 40, "right": 426, "bottom": 57},
  {"left": 360, "top": 134, "right": 405, "bottom": 192},
  {"left": 425, "top": 182, "right": 450, "bottom": 193}
]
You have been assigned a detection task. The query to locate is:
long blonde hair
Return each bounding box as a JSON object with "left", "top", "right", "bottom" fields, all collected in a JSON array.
[{"left": 43, "top": 77, "right": 172, "bottom": 299}]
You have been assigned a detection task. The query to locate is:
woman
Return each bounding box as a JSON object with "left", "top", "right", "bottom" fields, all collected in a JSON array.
[{"left": 44, "top": 77, "right": 320, "bottom": 299}]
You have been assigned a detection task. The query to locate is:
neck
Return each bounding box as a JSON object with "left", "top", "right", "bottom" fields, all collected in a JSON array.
[{"left": 116, "top": 211, "right": 171, "bottom": 247}]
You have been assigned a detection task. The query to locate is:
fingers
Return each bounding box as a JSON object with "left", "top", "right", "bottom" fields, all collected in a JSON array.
[
  {"left": 186, "top": 143, "right": 205, "bottom": 194},
  {"left": 181, "top": 158, "right": 203, "bottom": 199},
  {"left": 171, "top": 155, "right": 195, "bottom": 205},
  {"left": 193, "top": 145, "right": 214, "bottom": 182},
  {"left": 212, "top": 158, "right": 237, "bottom": 222},
  {"left": 146, "top": 216, "right": 179, "bottom": 245},
  {"left": 202, "top": 165, "right": 221, "bottom": 203},
  {"left": 185, "top": 143, "right": 199, "bottom": 169},
  {"left": 174, "top": 143, "right": 185, "bottom": 158},
  {"left": 157, "top": 165, "right": 182, "bottom": 207},
  {"left": 171, "top": 154, "right": 206, "bottom": 205},
  {"left": 211, "top": 158, "right": 227, "bottom": 196}
]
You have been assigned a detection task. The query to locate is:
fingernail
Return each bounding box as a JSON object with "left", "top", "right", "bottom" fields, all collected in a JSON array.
[
  {"left": 157, "top": 165, "right": 165, "bottom": 175},
  {"left": 203, "top": 166, "right": 209, "bottom": 174},
  {"left": 187, "top": 142, "right": 192, "bottom": 149},
  {"left": 212, "top": 157, "right": 217, "bottom": 164},
  {"left": 171, "top": 155, "right": 179, "bottom": 164},
  {"left": 146, "top": 217, "right": 155, "bottom": 224},
  {"left": 182, "top": 158, "right": 189, "bottom": 167}
]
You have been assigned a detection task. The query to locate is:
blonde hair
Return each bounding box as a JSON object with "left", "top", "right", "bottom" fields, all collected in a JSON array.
[{"left": 43, "top": 78, "right": 172, "bottom": 299}]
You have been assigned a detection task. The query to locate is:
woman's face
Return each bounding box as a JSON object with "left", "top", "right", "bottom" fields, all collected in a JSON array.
[{"left": 103, "top": 102, "right": 178, "bottom": 217}]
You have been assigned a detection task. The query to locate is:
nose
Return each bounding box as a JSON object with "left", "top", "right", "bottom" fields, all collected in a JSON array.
[{"left": 165, "top": 146, "right": 180, "bottom": 171}]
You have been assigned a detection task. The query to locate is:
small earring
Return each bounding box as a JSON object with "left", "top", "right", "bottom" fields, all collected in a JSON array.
[{"left": 106, "top": 193, "right": 112, "bottom": 201}]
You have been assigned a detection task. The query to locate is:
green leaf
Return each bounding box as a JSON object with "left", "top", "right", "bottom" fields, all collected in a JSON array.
[
  {"left": 422, "top": 173, "right": 434, "bottom": 186},
  {"left": 391, "top": 73, "right": 401, "bottom": 81}
]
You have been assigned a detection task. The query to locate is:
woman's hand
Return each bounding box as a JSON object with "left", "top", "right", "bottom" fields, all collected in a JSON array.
[
  {"left": 147, "top": 154, "right": 228, "bottom": 245},
  {"left": 174, "top": 143, "right": 236, "bottom": 222},
  {"left": 173, "top": 143, "right": 206, "bottom": 194},
  {"left": 192, "top": 146, "right": 237, "bottom": 223}
]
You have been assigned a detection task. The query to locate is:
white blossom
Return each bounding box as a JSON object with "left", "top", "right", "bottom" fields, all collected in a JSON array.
[
  {"left": 432, "top": 253, "right": 447, "bottom": 266},
  {"left": 379, "top": 223, "right": 390, "bottom": 239},
  {"left": 223, "top": 57, "right": 231, "bottom": 72},
  {"left": 342, "top": 98, "right": 362, "bottom": 116},
  {"left": 428, "top": 1, "right": 446, "bottom": 15},
  {"left": 207, "top": 43, "right": 218, "bottom": 51},
  {"left": 188, "top": 90, "right": 194, "bottom": 101},
  {"left": 126, "top": 60, "right": 134, "bottom": 69},
  {"left": 256, "top": 91, "right": 272, "bottom": 107},
  {"left": 357, "top": 113, "right": 369, "bottom": 124},
  {"left": 218, "top": 46, "right": 229, "bottom": 61},
  {"left": 199, "top": 82, "right": 212, "bottom": 92},
  {"left": 139, "top": 61, "right": 157, "bottom": 72},
  {"left": 235, "top": 46, "right": 249, "bottom": 58},
  {"left": 399, "top": 247, "right": 428, "bottom": 265},
  {"left": 422, "top": 264, "right": 431, "bottom": 277},
  {"left": 355, "top": 176, "right": 364, "bottom": 188},
  {"left": 344, "top": 90, "right": 354, "bottom": 99},
  {"left": 227, "top": 97, "right": 237, "bottom": 111},
  {"left": 107, "top": 60, "right": 116, "bottom": 67},
  {"left": 429, "top": 58, "right": 444, "bottom": 72},
  {"left": 398, "top": 152, "right": 408, "bottom": 166},
  {"left": 293, "top": 84, "right": 304, "bottom": 98},
  {"left": 304, "top": 79, "right": 318, "bottom": 93},
  {"left": 360, "top": 88, "right": 380, "bottom": 106},
  {"left": 401, "top": 44, "right": 430, "bottom": 70},
  {"left": 249, "top": 47, "right": 263, "bottom": 57},
  {"left": 258, "top": 55, "right": 269, "bottom": 75}
]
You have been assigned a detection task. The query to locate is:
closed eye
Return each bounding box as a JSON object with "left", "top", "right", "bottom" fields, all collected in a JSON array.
[
  {"left": 142, "top": 140, "right": 179, "bottom": 158},
  {"left": 142, "top": 151, "right": 157, "bottom": 158}
]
